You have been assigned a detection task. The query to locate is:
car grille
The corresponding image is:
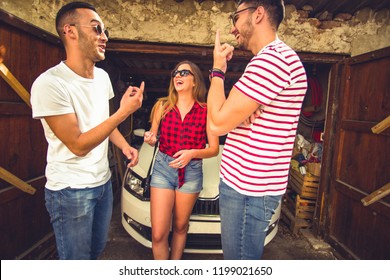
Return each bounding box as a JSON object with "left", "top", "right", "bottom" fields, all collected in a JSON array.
[
  {"left": 123, "top": 213, "right": 222, "bottom": 250},
  {"left": 186, "top": 233, "right": 221, "bottom": 250},
  {"left": 192, "top": 197, "right": 219, "bottom": 215}
]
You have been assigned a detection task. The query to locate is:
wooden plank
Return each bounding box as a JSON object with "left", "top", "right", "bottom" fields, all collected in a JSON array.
[
  {"left": 361, "top": 182, "right": 390, "bottom": 206},
  {"left": 349, "top": 46, "right": 390, "bottom": 64},
  {"left": 0, "top": 176, "right": 44, "bottom": 204},
  {"left": 0, "top": 10, "right": 61, "bottom": 46},
  {"left": 0, "top": 10, "right": 61, "bottom": 260},
  {"left": 281, "top": 205, "right": 310, "bottom": 235},
  {"left": 371, "top": 116, "right": 390, "bottom": 134},
  {"left": 285, "top": 192, "right": 316, "bottom": 220},
  {"left": 16, "top": 232, "right": 56, "bottom": 260},
  {"left": 0, "top": 166, "right": 36, "bottom": 195},
  {"left": 0, "top": 62, "right": 31, "bottom": 107},
  {"left": 289, "top": 168, "right": 320, "bottom": 199},
  {"left": 341, "top": 119, "right": 389, "bottom": 135},
  {"left": 107, "top": 40, "right": 345, "bottom": 64},
  {"left": 0, "top": 102, "right": 31, "bottom": 115},
  {"left": 335, "top": 179, "right": 390, "bottom": 219}
]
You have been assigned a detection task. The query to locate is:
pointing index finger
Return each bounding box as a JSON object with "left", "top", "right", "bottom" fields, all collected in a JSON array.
[
  {"left": 215, "top": 29, "right": 221, "bottom": 48},
  {"left": 139, "top": 81, "right": 145, "bottom": 93}
]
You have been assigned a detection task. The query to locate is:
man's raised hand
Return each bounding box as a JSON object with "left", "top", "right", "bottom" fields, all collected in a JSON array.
[{"left": 213, "top": 30, "right": 234, "bottom": 73}]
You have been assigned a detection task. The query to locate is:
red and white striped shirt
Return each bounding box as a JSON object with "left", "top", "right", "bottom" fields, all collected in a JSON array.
[{"left": 220, "top": 39, "right": 307, "bottom": 197}]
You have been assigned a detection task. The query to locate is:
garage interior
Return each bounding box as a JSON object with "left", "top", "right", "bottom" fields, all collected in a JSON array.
[{"left": 0, "top": 0, "right": 389, "bottom": 260}]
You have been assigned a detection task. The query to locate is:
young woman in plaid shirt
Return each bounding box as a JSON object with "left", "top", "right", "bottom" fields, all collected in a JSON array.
[{"left": 144, "top": 61, "right": 219, "bottom": 260}]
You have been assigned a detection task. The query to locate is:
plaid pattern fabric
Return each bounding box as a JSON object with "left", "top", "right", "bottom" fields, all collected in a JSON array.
[{"left": 159, "top": 102, "right": 207, "bottom": 187}]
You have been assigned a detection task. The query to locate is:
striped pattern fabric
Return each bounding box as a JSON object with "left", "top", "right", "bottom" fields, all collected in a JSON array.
[{"left": 220, "top": 39, "right": 307, "bottom": 197}]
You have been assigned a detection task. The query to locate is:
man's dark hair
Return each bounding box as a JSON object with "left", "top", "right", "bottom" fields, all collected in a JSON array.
[
  {"left": 55, "top": 1, "right": 96, "bottom": 37},
  {"left": 237, "top": 0, "right": 285, "bottom": 29}
]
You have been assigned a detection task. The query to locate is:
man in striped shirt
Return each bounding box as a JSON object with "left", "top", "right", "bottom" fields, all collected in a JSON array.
[{"left": 207, "top": 0, "right": 307, "bottom": 259}]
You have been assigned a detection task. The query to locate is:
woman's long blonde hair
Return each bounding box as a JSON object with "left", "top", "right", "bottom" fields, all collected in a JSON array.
[{"left": 150, "top": 60, "right": 207, "bottom": 124}]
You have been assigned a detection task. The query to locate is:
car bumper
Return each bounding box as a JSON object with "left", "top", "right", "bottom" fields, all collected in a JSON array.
[{"left": 121, "top": 187, "right": 280, "bottom": 254}]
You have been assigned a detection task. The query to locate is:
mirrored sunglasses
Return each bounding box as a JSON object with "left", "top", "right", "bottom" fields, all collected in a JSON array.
[
  {"left": 171, "top": 69, "right": 194, "bottom": 78},
  {"left": 70, "top": 24, "right": 109, "bottom": 38}
]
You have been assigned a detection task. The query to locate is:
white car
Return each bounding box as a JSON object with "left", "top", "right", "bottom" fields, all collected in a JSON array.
[{"left": 121, "top": 130, "right": 281, "bottom": 254}]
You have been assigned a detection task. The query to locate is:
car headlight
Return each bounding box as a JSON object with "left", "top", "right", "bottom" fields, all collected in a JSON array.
[{"left": 126, "top": 173, "right": 144, "bottom": 196}]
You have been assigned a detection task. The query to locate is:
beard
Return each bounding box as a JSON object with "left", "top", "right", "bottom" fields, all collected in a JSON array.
[
  {"left": 237, "top": 19, "right": 254, "bottom": 51},
  {"left": 79, "top": 32, "right": 105, "bottom": 63}
]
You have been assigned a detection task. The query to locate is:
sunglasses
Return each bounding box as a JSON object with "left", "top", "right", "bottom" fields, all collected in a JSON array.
[
  {"left": 70, "top": 24, "right": 109, "bottom": 38},
  {"left": 171, "top": 69, "right": 194, "bottom": 78},
  {"left": 229, "top": 6, "right": 258, "bottom": 26}
]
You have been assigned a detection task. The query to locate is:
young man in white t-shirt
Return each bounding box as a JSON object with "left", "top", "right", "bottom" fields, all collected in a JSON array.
[{"left": 31, "top": 1, "right": 144, "bottom": 259}]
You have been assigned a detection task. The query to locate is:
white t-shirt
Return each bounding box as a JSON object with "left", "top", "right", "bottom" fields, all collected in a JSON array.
[
  {"left": 220, "top": 39, "right": 307, "bottom": 197},
  {"left": 31, "top": 61, "right": 114, "bottom": 190}
]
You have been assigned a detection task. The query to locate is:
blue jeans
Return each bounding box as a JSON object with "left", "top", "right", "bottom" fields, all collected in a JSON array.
[
  {"left": 45, "top": 180, "right": 113, "bottom": 260},
  {"left": 219, "top": 180, "right": 282, "bottom": 260}
]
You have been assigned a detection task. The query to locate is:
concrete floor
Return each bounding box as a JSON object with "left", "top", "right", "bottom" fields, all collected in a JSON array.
[{"left": 99, "top": 202, "right": 338, "bottom": 260}]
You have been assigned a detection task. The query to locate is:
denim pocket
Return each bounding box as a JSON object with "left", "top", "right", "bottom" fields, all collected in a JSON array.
[
  {"left": 264, "top": 195, "right": 282, "bottom": 220},
  {"left": 188, "top": 159, "right": 202, "bottom": 170},
  {"left": 154, "top": 151, "right": 163, "bottom": 164}
]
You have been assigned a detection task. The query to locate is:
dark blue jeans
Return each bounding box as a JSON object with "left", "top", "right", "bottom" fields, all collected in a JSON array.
[
  {"left": 45, "top": 180, "right": 113, "bottom": 260},
  {"left": 219, "top": 180, "right": 282, "bottom": 260}
]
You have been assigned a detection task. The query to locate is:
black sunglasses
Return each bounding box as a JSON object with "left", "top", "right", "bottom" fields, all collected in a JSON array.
[
  {"left": 229, "top": 6, "right": 258, "bottom": 26},
  {"left": 171, "top": 69, "right": 194, "bottom": 78},
  {"left": 70, "top": 24, "right": 109, "bottom": 38}
]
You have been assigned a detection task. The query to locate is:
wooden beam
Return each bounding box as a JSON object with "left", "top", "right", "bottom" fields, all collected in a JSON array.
[
  {"left": 0, "top": 9, "right": 61, "bottom": 46},
  {"left": 371, "top": 115, "right": 390, "bottom": 134},
  {"left": 361, "top": 182, "right": 390, "bottom": 207},
  {"left": 0, "top": 102, "right": 31, "bottom": 115},
  {"left": 0, "top": 166, "right": 36, "bottom": 195},
  {"left": 0, "top": 62, "right": 32, "bottom": 108},
  {"left": 106, "top": 41, "right": 252, "bottom": 59},
  {"left": 120, "top": 67, "right": 243, "bottom": 79},
  {"left": 0, "top": 46, "right": 31, "bottom": 108}
]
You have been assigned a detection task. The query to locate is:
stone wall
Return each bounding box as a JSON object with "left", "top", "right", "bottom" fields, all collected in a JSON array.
[{"left": 1, "top": 0, "right": 389, "bottom": 56}]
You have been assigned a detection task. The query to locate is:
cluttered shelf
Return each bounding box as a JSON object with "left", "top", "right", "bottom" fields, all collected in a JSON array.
[{"left": 282, "top": 134, "right": 322, "bottom": 234}]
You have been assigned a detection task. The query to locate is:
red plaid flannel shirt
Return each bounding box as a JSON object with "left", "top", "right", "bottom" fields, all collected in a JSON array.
[{"left": 159, "top": 102, "right": 207, "bottom": 187}]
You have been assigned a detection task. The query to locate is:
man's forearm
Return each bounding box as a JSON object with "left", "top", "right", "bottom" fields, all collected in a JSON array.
[
  {"left": 207, "top": 77, "right": 226, "bottom": 136},
  {"left": 109, "top": 128, "right": 130, "bottom": 150}
]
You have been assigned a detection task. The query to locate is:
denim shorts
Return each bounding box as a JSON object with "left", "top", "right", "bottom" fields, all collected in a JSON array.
[{"left": 150, "top": 151, "right": 203, "bottom": 194}]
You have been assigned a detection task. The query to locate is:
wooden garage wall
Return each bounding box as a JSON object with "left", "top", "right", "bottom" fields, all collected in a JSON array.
[{"left": 0, "top": 12, "right": 64, "bottom": 259}]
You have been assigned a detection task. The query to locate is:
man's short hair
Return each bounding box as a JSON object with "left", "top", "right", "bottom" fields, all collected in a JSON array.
[
  {"left": 55, "top": 1, "right": 96, "bottom": 37},
  {"left": 236, "top": 0, "right": 285, "bottom": 29}
]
